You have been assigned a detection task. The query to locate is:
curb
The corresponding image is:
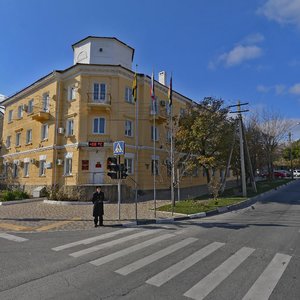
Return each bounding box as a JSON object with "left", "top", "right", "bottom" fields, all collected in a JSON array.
[
  {"left": 0, "top": 197, "right": 45, "bottom": 206},
  {"left": 43, "top": 200, "right": 93, "bottom": 206}
]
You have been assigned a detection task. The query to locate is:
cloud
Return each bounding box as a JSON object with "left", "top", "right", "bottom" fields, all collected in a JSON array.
[
  {"left": 257, "top": 85, "right": 271, "bottom": 93},
  {"left": 0, "top": 94, "right": 7, "bottom": 102},
  {"left": 241, "top": 33, "right": 265, "bottom": 45},
  {"left": 258, "top": 0, "right": 300, "bottom": 26},
  {"left": 275, "top": 84, "right": 286, "bottom": 94},
  {"left": 289, "top": 83, "right": 300, "bottom": 95},
  {"left": 209, "top": 34, "right": 264, "bottom": 69}
]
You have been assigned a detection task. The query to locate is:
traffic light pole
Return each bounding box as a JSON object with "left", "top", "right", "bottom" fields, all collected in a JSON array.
[{"left": 118, "top": 156, "right": 121, "bottom": 220}]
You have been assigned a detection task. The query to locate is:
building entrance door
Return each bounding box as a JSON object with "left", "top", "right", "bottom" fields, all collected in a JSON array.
[{"left": 89, "top": 152, "right": 105, "bottom": 184}]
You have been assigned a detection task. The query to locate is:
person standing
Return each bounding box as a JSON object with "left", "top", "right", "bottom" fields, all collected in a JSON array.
[{"left": 92, "top": 186, "right": 105, "bottom": 227}]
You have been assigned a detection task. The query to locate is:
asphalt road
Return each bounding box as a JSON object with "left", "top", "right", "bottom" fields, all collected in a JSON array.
[{"left": 0, "top": 181, "right": 300, "bottom": 300}]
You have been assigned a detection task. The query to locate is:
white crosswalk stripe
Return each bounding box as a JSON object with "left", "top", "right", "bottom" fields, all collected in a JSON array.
[
  {"left": 52, "top": 228, "right": 136, "bottom": 251},
  {"left": 90, "top": 233, "right": 175, "bottom": 267},
  {"left": 184, "top": 247, "right": 255, "bottom": 300},
  {"left": 115, "top": 237, "right": 198, "bottom": 275},
  {"left": 0, "top": 233, "right": 28, "bottom": 242},
  {"left": 146, "top": 241, "right": 225, "bottom": 287},
  {"left": 70, "top": 229, "right": 162, "bottom": 257},
  {"left": 52, "top": 229, "right": 292, "bottom": 299},
  {"left": 242, "top": 253, "right": 291, "bottom": 300}
]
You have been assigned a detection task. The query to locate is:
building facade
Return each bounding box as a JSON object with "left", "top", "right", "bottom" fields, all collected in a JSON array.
[{"left": 0, "top": 37, "right": 221, "bottom": 199}]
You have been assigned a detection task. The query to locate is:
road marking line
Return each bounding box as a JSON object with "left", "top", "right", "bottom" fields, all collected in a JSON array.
[
  {"left": 70, "top": 229, "right": 162, "bottom": 257},
  {"left": 52, "top": 228, "right": 136, "bottom": 251},
  {"left": 115, "top": 237, "right": 197, "bottom": 275},
  {"left": 184, "top": 247, "right": 255, "bottom": 300},
  {"left": 0, "top": 233, "right": 28, "bottom": 242},
  {"left": 36, "top": 217, "right": 81, "bottom": 232},
  {"left": 242, "top": 253, "right": 291, "bottom": 300},
  {"left": 0, "top": 222, "right": 33, "bottom": 231},
  {"left": 146, "top": 241, "right": 225, "bottom": 287},
  {"left": 90, "top": 233, "right": 175, "bottom": 267}
]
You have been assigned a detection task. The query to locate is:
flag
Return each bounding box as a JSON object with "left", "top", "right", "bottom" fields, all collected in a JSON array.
[
  {"left": 132, "top": 72, "right": 137, "bottom": 102},
  {"left": 150, "top": 71, "right": 155, "bottom": 101},
  {"left": 168, "top": 75, "right": 173, "bottom": 106}
]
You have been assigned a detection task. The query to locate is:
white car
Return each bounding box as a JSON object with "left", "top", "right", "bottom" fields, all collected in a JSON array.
[{"left": 293, "top": 169, "right": 300, "bottom": 178}]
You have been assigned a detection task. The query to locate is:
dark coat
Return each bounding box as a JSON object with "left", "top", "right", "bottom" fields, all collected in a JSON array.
[{"left": 92, "top": 191, "right": 105, "bottom": 216}]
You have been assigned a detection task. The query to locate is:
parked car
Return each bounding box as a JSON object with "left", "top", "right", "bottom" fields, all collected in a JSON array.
[
  {"left": 262, "top": 170, "right": 290, "bottom": 178},
  {"left": 293, "top": 169, "right": 300, "bottom": 178}
]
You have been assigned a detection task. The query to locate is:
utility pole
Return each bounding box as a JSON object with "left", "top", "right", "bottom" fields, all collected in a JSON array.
[
  {"left": 289, "top": 132, "right": 294, "bottom": 180},
  {"left": 229, "top": 101, "right": 249, "bottom": 197}
]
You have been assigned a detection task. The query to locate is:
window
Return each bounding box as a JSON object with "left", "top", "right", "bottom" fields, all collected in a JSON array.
[
  {"left": 24, "top": 162, "right": 29, "bottom": 177},
  {"left": 93, "top": 117, "right": 105, "bottom": 134},
  {"left": 151, "top": 126, "right": 159, "bottom": 141},
  {"left": 66, "top": 119, "right": 74, "bottom": 136},
  {"left": 6, "top": 136, "right": 11, "bottom": 148},
  {"left": 68, "top": 85, "right": 76, "bottom": 101},
  {"left": 42, "top": 93, "right": 50, "bottom": 112},
  {"left": 26, "top": 129, "right": 32, "bottom": 144},
  {"left": 166, "top": 130, "right": 171, "bottom": 143},
  {"left": 28, "top": 99, "right": 34, "bottom": 113},
  {"left": 124, "top": 158, "right": 133, "bottom": 174},
  {"left": 8, "top": 110, "right": 13, "bottom": 122},
  {"left": 65, "top": 158, "right": 72, "bottom": 175},
  {"left": 166, "top": 103, "right": 171, "bottom": 116},
  {"left": 93, "top": 83, "right": 106, "bottom": 101},
  {"left": 151, "top": 159, "right": 159, "bottom": 175},
  {"left": 13, "top": 163, "right": 18, "bottom": 178},
  {"left": 39, "top": 160, "right": 46, "bottom": 176},
  {"left": 180, "top": 108, "right": 185, "bottom": 117},
  {"left": 17, "top": 105, "right": 23, "bottom": 119},
  {"left": 41, "top": 124, "right": 49, "bottom": 140},
  {"left": 125, "top": 120, "right": 133, "bottom": 137},
  {"left": 151, "top": 99, "right": 158, "bottom": 114},
  {"left": 125, "top": 87, "right": 133, "bottom": 103},
  {"left": 16, "top": 132, "right": 21, "bottom": 146}
]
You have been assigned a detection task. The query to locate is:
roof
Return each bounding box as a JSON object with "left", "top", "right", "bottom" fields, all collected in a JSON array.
[{"left": 72, "top": 36, "right": 135, "bottom": 61}]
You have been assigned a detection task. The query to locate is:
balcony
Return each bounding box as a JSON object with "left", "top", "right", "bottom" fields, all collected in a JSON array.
[
  {"left": 31, "top": 108, "right": 50, "bottom": 122},
  {"left": 149, "top": 106, "right": 169, "bottom": 123},
  {"left": 87, "top": 93, "right": 111, "bottom": 111}
]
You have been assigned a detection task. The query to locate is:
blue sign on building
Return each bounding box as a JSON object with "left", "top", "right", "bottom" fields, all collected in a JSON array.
[{"left": 113, "top": 141, "right": 125, "bottom": 155}]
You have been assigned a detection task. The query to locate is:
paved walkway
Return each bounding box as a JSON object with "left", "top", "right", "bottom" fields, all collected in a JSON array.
[{"left": 0, "top": 199, "right": 181, "bottom": 232}]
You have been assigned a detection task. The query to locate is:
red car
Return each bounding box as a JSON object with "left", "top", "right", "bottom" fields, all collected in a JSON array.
[{"left": 262, "top": 170, "right": 290, "bottom": 178}]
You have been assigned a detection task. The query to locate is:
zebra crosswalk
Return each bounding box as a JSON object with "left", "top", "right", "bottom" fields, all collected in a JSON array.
[
  {"left": 0, "top": 232, "right": 28, "bottom": 242},
  {"left": 52, "top": 228, "right": 292, "bottom": 300}
]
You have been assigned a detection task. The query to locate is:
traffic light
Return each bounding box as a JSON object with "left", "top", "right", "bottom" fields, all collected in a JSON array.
[
  {"left": 107, "top": 157, "right": 119, "bottom": 179},
  {"left": 120, "top": 163, "right": 128, "bottom": 179}
]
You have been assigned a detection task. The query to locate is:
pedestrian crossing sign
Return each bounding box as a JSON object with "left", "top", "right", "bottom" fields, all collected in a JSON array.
[{"left": 113, "top": 141, "right": 125, "bottom": 155}]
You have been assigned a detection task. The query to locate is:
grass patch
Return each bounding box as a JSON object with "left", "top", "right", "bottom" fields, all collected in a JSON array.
[{"left": 157, "top": 179, "right": 292, "bottom": 215}]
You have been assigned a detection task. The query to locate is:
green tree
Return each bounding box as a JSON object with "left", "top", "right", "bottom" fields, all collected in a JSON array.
[{"left": 176, "top": 97, "right": 234, "bottom": 183}]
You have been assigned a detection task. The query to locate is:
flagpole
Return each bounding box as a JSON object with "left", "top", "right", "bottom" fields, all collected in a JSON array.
[
  {"left": 169, "top": 74, "right": 175, "bottom": 214},
  {"left": 134, "top": 65, "right": 138, "bottom": 222}
]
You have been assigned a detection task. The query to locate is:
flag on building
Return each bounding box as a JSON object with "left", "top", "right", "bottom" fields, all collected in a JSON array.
[
  {"left": 168, "top": 75, "right": 173, "bottom": 106},
  {"left": 132, "top": 72, "right": 137, "bottom": 102},
  {"left": 151, "top": 72, "right": 155, "bottom": 101}
]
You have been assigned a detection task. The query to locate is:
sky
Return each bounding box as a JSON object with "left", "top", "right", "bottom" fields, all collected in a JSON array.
[{"left": 0, "top": 0, "right": 300, "bottom": 139}]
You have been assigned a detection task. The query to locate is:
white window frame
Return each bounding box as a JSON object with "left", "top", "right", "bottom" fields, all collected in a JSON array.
[
  {"left": 28, "top": 99, "right": 34, "bottom": 113},
  {"left": 42, "top": 93, "right": 50, "bottom": 112},
  {"left": 124, "top": 158, "right": 133, "bottom": 175},
  {"left": 26, "top": 129, "right": 32, "bottom": 144},
  {"left": 6, "top": 136, "right": 11, "bottom": 148},
  {"left": 151, "top": 126, "right": 159, "bottom": 141},
  {"left": 64, "top": 157, "right": 72, "bottom": 175},
  {"left": 151, "top": 99, "right": 158, "bottom": 114},
  {"left": 93, "top": 83, "right": 106, "bottom": 102},
  {"left": 16, "top": 132, "right": 21, "bottom": 146},
  {"left": 68, "top": 85, "right": 76, "bottom": 101},
  {"left": 66, "top": 119, "right": 74, "bottom": 136},
  {"left": 125, "top": 87, "right": 133, "bottom": 103},
  {"left": 8, "top": 110, "right": 13, "bottom": 122},
  {"left": 125, "top": 120, "right": 133, "bottom": 137},
  {"left": 41, "top": 124, "right": 49, "bottom": 140},
  {"left": 151, "top": 159, "right": 159, "bottom": 175},
  {"left": 39, "top": 160, "right": 46, "bottom": 176},
  {"left": 13, "top": 163, "right": 18, "bottom": 178},
  {"left": 92, "top": 117, "right": 105, "bottom": 134},
  {"left": 24, "top": 162, "right": 29, "bottom": 177},
  {"left": 17, "top": 105, "right": 23, "bottom": 119}
]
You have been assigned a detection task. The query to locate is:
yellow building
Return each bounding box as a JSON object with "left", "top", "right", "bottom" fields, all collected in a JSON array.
[{"left": 0, "top": 36, "right": 213, "bottom": 199}]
